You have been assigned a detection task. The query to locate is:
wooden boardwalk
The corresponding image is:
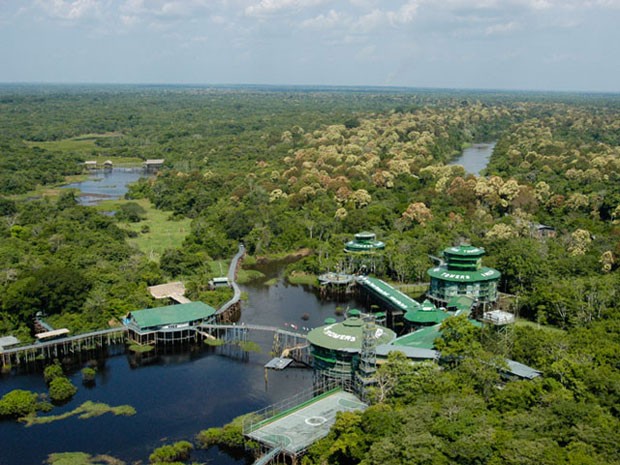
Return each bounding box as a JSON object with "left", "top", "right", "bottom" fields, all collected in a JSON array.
[{"left": 1, "top": 327, "right": 127, "bottom": 368}]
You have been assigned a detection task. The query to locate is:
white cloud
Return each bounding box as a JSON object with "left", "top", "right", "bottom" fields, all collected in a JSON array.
[
  {"left": 355, "top": 9, "right": 385, "bottom": 32},
  {"left": 301, "top": 9, "right": 343, "bottom": 29},
  {"left": 244, "top": 0, "right": 326, "bottom": 18},
  {"left": 120, "top": 0, "right": 213, "bottom": 20},
  {"left": 353, "top": 1, "right": 419, "bottom": 32},
  {"left": 36, "top": 0, "right": 102, "bottom": 21},
  {"left": 388, "top": 0, "right": 419, "bottom": 24}
]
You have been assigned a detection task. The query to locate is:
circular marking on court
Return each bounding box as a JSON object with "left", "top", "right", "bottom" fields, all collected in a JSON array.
[{"left": 305, "top": 416, "right": 327, "bottom": 426}]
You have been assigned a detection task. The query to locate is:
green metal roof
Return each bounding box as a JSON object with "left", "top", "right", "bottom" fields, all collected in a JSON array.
[
  {"left": 355, "top": 231, "right": 377, "bottom": 240},
  {"left": 129, "top": 301, "right": 216, "bottom": 330},
  {"left": 443, "top": 245, "right": 485, "bottom": 257},
  {"left": 345, "top": 232, "right": 385, "bottom": 252},
  {"left": 404, "top": 310, "right": 449, "bottom": 325},
  {"left": 391, "top": 324, "right": 443, "bottom": 350},
  {"left": 356, "top": 276, "right": 421, "bottom": 312},
  {"left": 446, "top": 295, "right": 475, "bottom": 315},
  {"left": 427, "top": 265, "right": 500, "bottom": 282},
  {"left": 307, "top": 317, "right": 395, "bottom": 352},
  {"left": 404, "top": 299, "right": 449, "bottom": 324},
  {"left": 344, "top": 240, "right": 385, "bottom": 252}
]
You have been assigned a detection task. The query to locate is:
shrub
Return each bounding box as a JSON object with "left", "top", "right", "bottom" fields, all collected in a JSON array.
[
  {"left": 44, "top": 362, "right": 64, "bottom": 384},
  {"left": 48, "top": 377, "right": 77, "bottom": 403},
  {"left": 149, "top": 441, "right": 193, "bottom": 463},
  {"left": 81, "top": 367, "right": 96, "bottom": 385},
  {"left": 0, "top": 389, "right": 39, "bottom": 418}
]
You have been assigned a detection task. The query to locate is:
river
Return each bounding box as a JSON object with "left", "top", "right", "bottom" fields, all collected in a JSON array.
[
  {"left": 0, "top": 264, "right": 364, "bottom": 465},
  {"left": 450, "top": 142, "right": 496, "bottom": 175}
]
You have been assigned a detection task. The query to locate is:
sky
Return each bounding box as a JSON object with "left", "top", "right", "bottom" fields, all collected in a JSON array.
[{"left": 0, "top": 0, "right": 619, "bottom": 92}]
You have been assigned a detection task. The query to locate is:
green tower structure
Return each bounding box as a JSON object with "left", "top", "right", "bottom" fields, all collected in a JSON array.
[
  {"left": 307, "top": 313, "right": 395, "bottom": 388},
  {"left": 344, "top": 232, "right": 385, "bottom": 253},
  {"left": 426, "top": 245, "right": 500, "bottom": 308},
  {"left": 344, "top": 231, "right": 385, "bottom": 274}
]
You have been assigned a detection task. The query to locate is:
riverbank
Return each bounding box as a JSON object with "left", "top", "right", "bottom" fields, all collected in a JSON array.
[
  {"left": 449, "top": 141, "right": 496, "bottom": 176},
  {"left": 239, "top": 248, "right": 315, "bottom": 285}
]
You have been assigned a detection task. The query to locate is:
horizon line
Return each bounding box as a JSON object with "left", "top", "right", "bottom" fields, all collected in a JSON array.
[{"left": 0, "top": 81, "right": 619, "bottom": 96}]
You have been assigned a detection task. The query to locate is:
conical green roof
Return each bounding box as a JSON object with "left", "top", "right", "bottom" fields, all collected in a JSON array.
[
  {"left": 307, "top": 317, "right": 395, "bottom": 352},
  {"left": 404, "top": 300, "right": 448, "bottom": 325}
]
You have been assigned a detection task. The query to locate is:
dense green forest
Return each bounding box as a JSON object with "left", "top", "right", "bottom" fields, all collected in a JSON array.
[{"left": 0, "top": 85, "right": 619, "bottom": 464}]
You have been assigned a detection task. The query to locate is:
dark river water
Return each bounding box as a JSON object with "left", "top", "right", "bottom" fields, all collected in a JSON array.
[
  {"left": 0, "top": 264, "right": 363, "bottom": 465},
  {"left": 450, "top": 142, "right": 496, "bottom": 175},
  {"left": 62, "top": 167, "right": 148, "bottom": 206}
]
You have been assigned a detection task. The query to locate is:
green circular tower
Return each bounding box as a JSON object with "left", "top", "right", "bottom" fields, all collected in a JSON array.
[
  {"left": 344, "top": 231, "right": 385, "bottom": 253},
  {"left": 427, "top": 245, "right": 500, "bottom": 307},
  {"left": 307, "top": 314, "right": 395, "bottom": 384}
]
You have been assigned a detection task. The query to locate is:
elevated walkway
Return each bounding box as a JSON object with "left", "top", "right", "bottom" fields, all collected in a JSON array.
[
  {"left": 253, "top": 447, "right": 282, "bottom": 465},
  {"left": 1, "top": 327, "right": 127, "bottom": 368},
  {"left": 356, "top": 276, "right": 421, "bottom": 313},
  {"left": 215, "top": 244, "right": 245, "bottom": 320},
  {"left": 198, "top": 323, "right": 305, "bottom": 339}
]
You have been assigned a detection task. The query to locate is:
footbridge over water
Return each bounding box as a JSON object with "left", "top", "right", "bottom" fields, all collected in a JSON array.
[
  {"left": 0, "top": 327, "right": 127, "bottom": 369},
  {"left": 197, "top": 323, "right": 309, "bottom": 365}
]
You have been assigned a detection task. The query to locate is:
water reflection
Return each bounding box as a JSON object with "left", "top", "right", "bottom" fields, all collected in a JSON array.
[
  {"left": 62, "top": 167, "right": 148, "bottom": 206},
  {"left": 450, "top": 142, "right": 496, "bottom": 176}
]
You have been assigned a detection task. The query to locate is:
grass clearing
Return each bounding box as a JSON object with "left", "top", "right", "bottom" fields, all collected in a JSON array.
[
  {"left": 207, "top": 260, "right": 230, "bottom": 276},
  {"left": 101, "top": 198, "right": 191, "bottom": 262},
  {"left": 25, "top": 133, "right": 127, "bottom": 158}
]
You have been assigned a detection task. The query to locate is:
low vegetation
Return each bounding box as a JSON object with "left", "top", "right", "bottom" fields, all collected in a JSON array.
[
  {"left": 46, "top": 452, "right": 126, "bottom": 465},
  {"left": 149, "top": 441, "right": 193, "bottom": 464},
  {"left": 21, "top": 401, "right": 136, "bottom": 427},
  {"left": 196, "top": 413, "right": 259, "bottom": 451}
]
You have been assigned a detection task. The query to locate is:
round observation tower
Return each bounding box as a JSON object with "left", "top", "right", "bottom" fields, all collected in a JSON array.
[
  {"left": 344, "top": 231, "right": 385, "bottom": 253},
  {"left": 426, "top": 245, "right": 500, "bottom": 307},
  {"left": 307, "top": 313, "right": 395, "bottom": 385},
  {"left": 344, "top": 232, "right": 385, "bottom": 274}
]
